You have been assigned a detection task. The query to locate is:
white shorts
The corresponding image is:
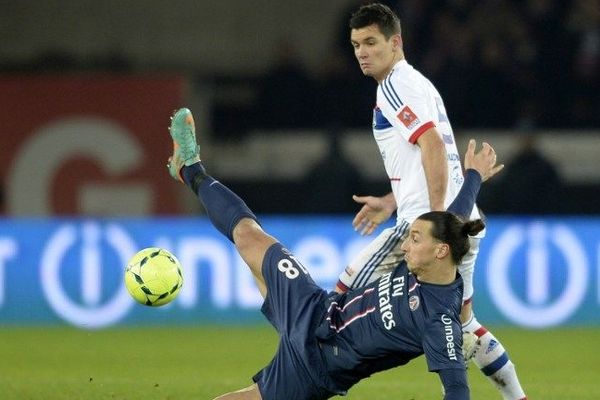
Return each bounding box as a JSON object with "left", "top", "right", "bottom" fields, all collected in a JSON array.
[{"left": 338, "top": 221, "right": 484, "bottom": 302}]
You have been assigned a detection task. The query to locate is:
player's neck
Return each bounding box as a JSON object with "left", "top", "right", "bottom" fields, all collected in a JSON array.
[
  {"left": 415, "top": 263, "right": 457, "bottom": 285},
  {"left": 377, "top": 51, "right": 405, "bottom": 83}
]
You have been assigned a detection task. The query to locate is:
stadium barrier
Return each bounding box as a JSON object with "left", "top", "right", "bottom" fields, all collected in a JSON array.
[{"left": 0, "top": 216, "right": 598, "bottom": 329}]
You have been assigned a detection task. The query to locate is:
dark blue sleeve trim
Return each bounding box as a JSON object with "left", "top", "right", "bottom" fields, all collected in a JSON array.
[{"left": 447, "top": 169, "right": 482, "bottom": 219}]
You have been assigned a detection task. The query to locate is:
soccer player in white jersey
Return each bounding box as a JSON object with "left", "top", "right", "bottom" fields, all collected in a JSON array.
[{"left": 336, "top": 4, "right": 527, "bottom": 400}]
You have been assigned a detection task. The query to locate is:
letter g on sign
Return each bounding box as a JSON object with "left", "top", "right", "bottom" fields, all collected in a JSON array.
[{"left": 7, "top": 117, "right": 147, "bottom": 215}]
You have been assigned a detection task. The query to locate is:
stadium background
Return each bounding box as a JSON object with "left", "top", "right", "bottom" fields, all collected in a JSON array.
[{"left": 0, "top": 1, "right": 598, "bottom": 399}]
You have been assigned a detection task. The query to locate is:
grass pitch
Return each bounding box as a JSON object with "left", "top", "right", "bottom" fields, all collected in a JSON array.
[{"left": 1, "top": 325, "right": 598, "bottom": 399}]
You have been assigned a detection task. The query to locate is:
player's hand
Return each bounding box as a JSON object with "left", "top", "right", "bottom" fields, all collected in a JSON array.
[
  {"left": 352, "top": 193, "right": 396, "bottom": 236},
  {"left": 463, "top": 139, "right": 504, "bottom": 182}
]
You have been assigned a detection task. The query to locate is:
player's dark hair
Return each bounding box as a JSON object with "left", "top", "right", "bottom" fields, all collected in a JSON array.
[
  {"left": 349, "top": 3, "right": 401, "bottom": 39},
  {"left": 417, "top": 211, "right": 485, "bottom": 265}
]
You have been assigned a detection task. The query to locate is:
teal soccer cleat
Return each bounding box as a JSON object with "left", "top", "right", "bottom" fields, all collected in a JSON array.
[{"left": 167, "top": 108, "right": 201, "bottom": 182}]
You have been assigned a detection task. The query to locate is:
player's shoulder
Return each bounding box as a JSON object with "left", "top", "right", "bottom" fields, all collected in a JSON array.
[
  {"left": 388, "top": 59, "right": 418, "bottom": 79},
  {"left": 384, "top": 60, "right": 427, "bottom": 94},
  {"left": 421, "top": 279, "right": 463, "bottom": 312}
]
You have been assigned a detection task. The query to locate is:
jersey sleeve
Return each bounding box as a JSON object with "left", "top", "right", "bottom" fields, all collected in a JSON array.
[
  {"left": 377, "top": 73, "right": 436, "bottom": 144},
  {"left": 422, "top": 312, "right": 465, "bottom": 372},
  {"left": 446, "top": 169, "right": 482, "bottom": 219},
  {"left": 438, "top": 369, "right": 470, "bottom": 400}
]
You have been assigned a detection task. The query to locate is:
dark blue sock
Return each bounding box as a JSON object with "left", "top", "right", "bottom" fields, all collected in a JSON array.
[
  {"left": 181, "top": 162, "right": 207, "bottom": 189},
  {"left": 181, "top": 163, "right": 258, "bottom": 242}
]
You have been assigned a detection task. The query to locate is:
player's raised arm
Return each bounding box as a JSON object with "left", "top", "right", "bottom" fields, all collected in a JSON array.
[
  {"left": 439, "top": 369, "right": 470, "bottom": 400},
  {"left": 446, "top": 139, "right": 504, "bottom": 219}
]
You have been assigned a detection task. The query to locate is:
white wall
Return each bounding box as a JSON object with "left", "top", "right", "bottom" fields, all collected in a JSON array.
[{"left": 201, "top": 129, "right": 600, "bottom": 184}]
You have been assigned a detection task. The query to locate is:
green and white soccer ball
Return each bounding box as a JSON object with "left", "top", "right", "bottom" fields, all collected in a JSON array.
[{"left": 124, "top": 247, "right": 183, "bottom": 307}]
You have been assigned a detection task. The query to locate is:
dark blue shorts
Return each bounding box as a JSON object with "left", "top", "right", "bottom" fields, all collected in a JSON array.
[{"left": 252, "top": 243, "right": 341, "bottom": 400}]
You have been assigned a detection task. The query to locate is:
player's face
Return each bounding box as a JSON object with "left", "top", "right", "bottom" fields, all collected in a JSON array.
[
  {"left": 351, "top": 24, "right": 400, "bottom": 82},
  {"left": 401, "top": 220, "right": 441, "bottom": 275}
]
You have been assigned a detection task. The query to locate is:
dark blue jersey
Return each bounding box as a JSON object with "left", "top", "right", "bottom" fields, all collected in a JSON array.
[
  {"left": 316, "top": 261, "right": 465, "bottom": 392},
  {"left": 250, "top": 169, "right": 481, "bottom": 399}
]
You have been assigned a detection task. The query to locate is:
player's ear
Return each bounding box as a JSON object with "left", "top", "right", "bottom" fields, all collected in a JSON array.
[
  {"left": 436, "top": 243, "right": 449, "bottom": 259},
  {"left": 392, "top": 34, "right": 402, "bottom": 51}
]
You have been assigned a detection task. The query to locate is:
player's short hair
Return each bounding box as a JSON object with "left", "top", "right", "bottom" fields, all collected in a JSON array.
[
  {"left": 417, "top": 211, "right": 485, "bottom": 265},
  {"left": 349, "top": 3, "right": 401, "bottom": 39}
]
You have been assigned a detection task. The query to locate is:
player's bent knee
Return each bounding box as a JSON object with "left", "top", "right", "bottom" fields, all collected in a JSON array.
[
  {"left": 233, "top": 219, "right": 277, "bottom": 273},
  {"left": 233, "top": 219, "right": 267, "bottom": 247}
]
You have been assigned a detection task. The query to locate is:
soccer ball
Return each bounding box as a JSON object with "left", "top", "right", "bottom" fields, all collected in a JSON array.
[{"left": 124, "top": 247, "right": 183, "bottom": 307}]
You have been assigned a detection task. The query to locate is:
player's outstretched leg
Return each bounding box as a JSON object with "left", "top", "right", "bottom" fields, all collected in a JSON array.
[
  {"left": 167, "top": 108, "right": 275, "bottom": 298},
  {"left": 463, "top": 314, "right": 527, "bottom": 400}
]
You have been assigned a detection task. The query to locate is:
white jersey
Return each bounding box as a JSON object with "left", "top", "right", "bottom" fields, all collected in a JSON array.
[
  {"left": 339, "top": 60, "right": 483, "bottom": 299},
  {"left": 373, "top": 59, "right": 479, "bottom": 223}
]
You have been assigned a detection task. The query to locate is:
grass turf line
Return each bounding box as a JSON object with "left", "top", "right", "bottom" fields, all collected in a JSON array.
[{"left": 0, "top": 326, "right": 598, "bottom": 399}]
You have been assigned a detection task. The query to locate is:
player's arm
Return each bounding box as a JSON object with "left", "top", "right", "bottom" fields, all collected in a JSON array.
[
  {"left": 423, "top": 316, "right": 470, "bottom": 399},
  {"left": 417, "top": 128, "right": 448, "bottom": 211},
  {"left": 351, "top": 192, "right": 397, "bottom": 236},
  {"left": 438, "top": 369, "right": 470, "bottom": 400},
  {"left": 377, "top": 73, "right": 447, "bottom": 211},
  {"left": 447, "top": 139, "right": 504, "bottom": 219}
]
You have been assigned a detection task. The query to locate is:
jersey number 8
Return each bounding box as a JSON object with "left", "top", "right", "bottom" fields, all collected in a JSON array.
[{"left": 277, "top": 258, "right": 307, "bottom": 279}]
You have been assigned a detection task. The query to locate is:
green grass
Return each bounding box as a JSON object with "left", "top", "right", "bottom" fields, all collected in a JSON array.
[{"left": 0, "top": 325, "right": 598, "bottom": 399}]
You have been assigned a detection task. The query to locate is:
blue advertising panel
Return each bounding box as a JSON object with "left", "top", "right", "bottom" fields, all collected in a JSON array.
[
  {"left": 474, "top": 218, "right": 599, "bottom": 328},
  {"left": 0, "top": 216, "right": 598, "bottom": 329}
]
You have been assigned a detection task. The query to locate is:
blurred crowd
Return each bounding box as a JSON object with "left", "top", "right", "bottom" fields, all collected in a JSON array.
[
  {"left": 246, "top": 0, "right": 598, "bottom": 133},
  {"left": 393, "top": 0, "right": 598, "bottom": 130},
  {"left": 4, "top": 0, "right": 597, "bottom": 134}
]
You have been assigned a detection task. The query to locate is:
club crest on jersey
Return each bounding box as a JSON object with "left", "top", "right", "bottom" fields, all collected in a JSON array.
[
  {"left": 397, "top": 105, "right": 420, "bottom": 130},
  {"left": 408, "top": 295, "right": 420, "bottom": 311}
]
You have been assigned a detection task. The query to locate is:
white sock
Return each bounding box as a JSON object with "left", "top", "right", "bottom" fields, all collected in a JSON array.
[{"left": 462, "top": 315, "right": 527, "bottom": 400}]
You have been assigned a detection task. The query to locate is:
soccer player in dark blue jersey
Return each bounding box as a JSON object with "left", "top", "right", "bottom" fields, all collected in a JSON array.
[{"left": 166, "top": 108, "right": 503, "bottom": 400}]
